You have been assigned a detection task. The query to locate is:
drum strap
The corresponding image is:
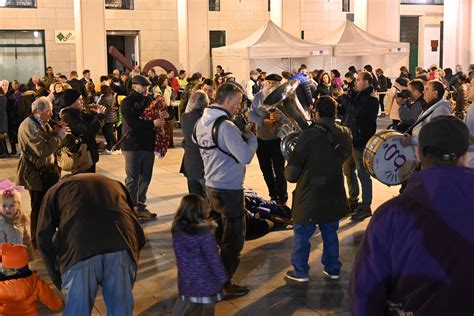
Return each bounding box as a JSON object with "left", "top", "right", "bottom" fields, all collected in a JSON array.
[
  {"left": 311, "top": 123, "right": 349, "bottom": 160},
  {"left": 405, "top": 107, "right": 438, "bottom": 135}
]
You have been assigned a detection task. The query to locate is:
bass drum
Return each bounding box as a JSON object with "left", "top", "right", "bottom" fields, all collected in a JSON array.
[{"left": 363, "top": 130, "right": 418, "bottom": 186}]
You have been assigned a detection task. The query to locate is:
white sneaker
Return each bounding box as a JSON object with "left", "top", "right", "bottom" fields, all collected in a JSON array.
[
  {"left": 111, "top": 149, "right": 121, "bottom": 155},
  {"left": 102, "top": 149, "right": 112, "bottom": 155},
  {"left": 323, "top": 270, "right": 340, "bottom": 280}
]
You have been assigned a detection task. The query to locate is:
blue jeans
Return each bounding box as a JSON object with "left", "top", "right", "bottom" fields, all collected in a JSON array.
[
  {"left": 291, "top": 221, "right": 341, "bottom": 278},
  {"left": 61, "top": 250, "right": 136, "bottom": 316},
  {"left": 353, "top": 147, "right": 372, "bottom": 209}
]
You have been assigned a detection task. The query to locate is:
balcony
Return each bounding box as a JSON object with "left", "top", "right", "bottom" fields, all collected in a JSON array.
[
  {"left": 400, "top": 0, "right": 443, "bottom": 5},
  {"left": 0, "top": 0, "right": 36, "bottom": 8},
  {"left": 105, "top": 0, "right": 134, "bottom": 10}
]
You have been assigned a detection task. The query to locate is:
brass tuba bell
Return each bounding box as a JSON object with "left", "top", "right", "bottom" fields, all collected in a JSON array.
[{"left": 262, "top": 79, "right": 311, "bottom": 160}]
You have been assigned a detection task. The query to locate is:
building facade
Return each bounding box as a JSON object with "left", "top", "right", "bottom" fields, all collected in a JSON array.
[{"left": 0, "top": 0, "right": 471, "bottom": 83}]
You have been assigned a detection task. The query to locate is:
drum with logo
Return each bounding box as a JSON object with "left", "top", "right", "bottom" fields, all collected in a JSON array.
[{"left": 363, "top": 130, "right": 418, "bottom": 186}]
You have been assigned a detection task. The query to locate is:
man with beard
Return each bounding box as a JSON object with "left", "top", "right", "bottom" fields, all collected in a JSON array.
[{"left": 249, "top": 74, "right": 288, "bottom": 204}]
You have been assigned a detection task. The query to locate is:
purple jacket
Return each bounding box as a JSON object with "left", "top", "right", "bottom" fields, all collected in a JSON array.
[
  {"left": 350, "top": 166, "right": 474, "bottom": 315},
  {"left": 172, "top": 227, "right": 227, "bottom": 298}
]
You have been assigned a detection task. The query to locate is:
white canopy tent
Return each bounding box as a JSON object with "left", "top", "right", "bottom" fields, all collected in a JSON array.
[
  {"left": 311, "top": 20, "right": 410, "bottom": 77},
  {"left": 212, "top": 20, "right": 332, "bottom": 85}
]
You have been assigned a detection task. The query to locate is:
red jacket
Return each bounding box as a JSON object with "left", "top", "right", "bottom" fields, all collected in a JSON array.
[{"left": 0, "top": 272, "right": 63, "bottom": 315}]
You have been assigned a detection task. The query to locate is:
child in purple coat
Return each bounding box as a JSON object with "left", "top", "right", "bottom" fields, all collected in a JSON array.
[{"left": 172, "top": 194, "right": 228, "bottom": 316}]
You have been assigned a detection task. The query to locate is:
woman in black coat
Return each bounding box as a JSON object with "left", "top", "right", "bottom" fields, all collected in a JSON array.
[
  {"left": 179, "top": 90, "right": 209, "bottom": 197},
  {"left": 60, "top": 89, "right": 105, "bottom": 173},
  {"left": 98, "top": 84, "right": 118, "bottom": 152}
]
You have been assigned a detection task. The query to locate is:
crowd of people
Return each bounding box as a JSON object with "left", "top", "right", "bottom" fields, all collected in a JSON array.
[{"left": 0, "top": 60, "right": 473, "bottom": 315}]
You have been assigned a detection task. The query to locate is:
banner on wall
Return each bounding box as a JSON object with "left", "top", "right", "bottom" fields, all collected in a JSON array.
[{"left": 55, "top": 30, "right": 76, "bottom": 44}]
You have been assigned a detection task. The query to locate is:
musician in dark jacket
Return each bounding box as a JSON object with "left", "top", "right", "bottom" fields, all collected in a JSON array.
[
  {"left": 284, "top": 96, "right": 352, "bottom": 283},
  {"left": 120, "top": 75, "right": 166, "bottom": 220},
  {"left": 346, "top": 72, "right": 379, "bottom": 221},
  {"left": 60, "top": 89, "right": 105, "bottom": 173},
  {"left": 180, "top": 90, "right": 208, "bottom": 197},
  {"left": 37, "top": 173, "right": 146, "bottom": 315}
]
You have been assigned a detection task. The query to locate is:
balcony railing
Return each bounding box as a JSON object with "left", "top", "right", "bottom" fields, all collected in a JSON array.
[
  {"left": 0, "top": 0, "right": 36, "bottom": 8},
  {"left": 400, "top": 0, "right": 443, "bottom": 5},
  {"left": 105, "top": 0, "right": 134, "bottom": 10}
]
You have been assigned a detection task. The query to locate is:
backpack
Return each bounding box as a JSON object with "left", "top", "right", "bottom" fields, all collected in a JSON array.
[
  {"left": 386, "top": 77, "right": 392, "bottom": 89},
  {"left": 192, "top": 115, "right": 239, "bottom": 163}
]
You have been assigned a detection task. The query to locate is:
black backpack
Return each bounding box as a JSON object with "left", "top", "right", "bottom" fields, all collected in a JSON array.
[{"left": 192, "top": 115, "right": 239, "bottom": 163}]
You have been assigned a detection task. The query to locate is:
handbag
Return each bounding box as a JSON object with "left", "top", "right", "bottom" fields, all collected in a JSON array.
[{"left": 58, "top": 136, "right": 93, "bottom": 172}]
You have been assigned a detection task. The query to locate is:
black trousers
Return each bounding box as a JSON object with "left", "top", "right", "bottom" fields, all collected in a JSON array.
[
  {"left": 206, "top": 187, "right": 246, "bottom": 280},
  {"left": 379, "top": 94, "right": 386, "bottom": 112},
  {"left": 102, "top": 123, "right": 117, "bottom": 150},
  {"left": 187, "top": 178, "right": 206, "bottom": 198},
  {"left": 29, "top": 190, "right": 46, "bottom": 248},
  {"left": 256, "top": 138, "right": 287, "bottom": 202}
]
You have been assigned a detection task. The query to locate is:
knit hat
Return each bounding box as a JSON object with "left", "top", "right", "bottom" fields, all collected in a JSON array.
[
  {"left": 419, "top": 116, "right": 470, "bottom": 161},
  {"left": 0, "top": 179, "right": 24, "bottom": 199},
  {"left": 63, "top": 88, "right": 81, "bottom": 107},
  {"left": 0, "top": 243, "right": 29, "bottom": 269}
]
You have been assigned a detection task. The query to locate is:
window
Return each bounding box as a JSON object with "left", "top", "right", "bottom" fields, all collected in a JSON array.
[
  {"left": 400, "top": 0, "right": 443, "bottom": 4},
  {"left": 342, "top": 0, "right": 350, "bottom": 12},
  {"left": 105, "top": 0, "right": 134, "bottom": 10},
  {"left": 209, "top": 31, "right": 225, "bottom": 57},
  {"left": 0, "top": 30, "right": 45, "bottom": 83},
  {"left": 209, "top": 0, "right": 220, "bottom": 11},
  {"left": 0, "top": 0, "right": 36, "bottom": 8}
]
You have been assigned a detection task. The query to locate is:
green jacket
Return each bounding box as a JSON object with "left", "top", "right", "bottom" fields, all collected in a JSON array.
[{"left": 285, "top": 118, "right": 353, "bottom": 225}]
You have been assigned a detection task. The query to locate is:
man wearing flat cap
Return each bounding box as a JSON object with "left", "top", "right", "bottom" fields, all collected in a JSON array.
[
  {"left": 350, "top": 116, "right": 474, "bottom": 315},
  {"left": 120, "top": 74, "right": 166, "bottom": 220},
  {"left": 249, "top": 73, "right": 289, "bottom": 205}
]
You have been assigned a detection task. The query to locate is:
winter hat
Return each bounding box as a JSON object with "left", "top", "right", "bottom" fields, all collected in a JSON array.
[
  {"left": 63, "top": 89, "right": 81, "bottom": 107},
  {"left": 0, "top": 243, "right": 29, "bottom": 269},
  {"left": 0, "top": 179, "right": 24, "bottom": 199},
  {"left": 265, "top": 74, "right": 283, "bottom": 82},
  {"left": 131, "top": 75, "right": 151, "bottom": 86},
  {"left": 419, "top": 116, "right": 470, "bottom": 161}
]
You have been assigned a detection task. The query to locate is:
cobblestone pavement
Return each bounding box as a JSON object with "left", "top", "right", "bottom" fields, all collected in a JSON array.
[{"left": 0, "top": 118, "right": 400, "bottom": 315}]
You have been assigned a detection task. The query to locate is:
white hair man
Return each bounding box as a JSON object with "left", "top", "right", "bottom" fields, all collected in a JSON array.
[{"left": 16, "top": 97, "right": 68, "bottom": 248}]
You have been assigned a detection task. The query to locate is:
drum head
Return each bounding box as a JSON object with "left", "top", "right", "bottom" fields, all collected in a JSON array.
[{"left": 371, "top": 134, "right": 418, "bottom": 185}]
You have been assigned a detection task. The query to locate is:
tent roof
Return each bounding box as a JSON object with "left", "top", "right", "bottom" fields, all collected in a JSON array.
[
  {"left": 316, "top": 20, "right": 410, "bottom": 56},
  {"left": 212, "top": 20, "right": 331, "bottom": 59}
]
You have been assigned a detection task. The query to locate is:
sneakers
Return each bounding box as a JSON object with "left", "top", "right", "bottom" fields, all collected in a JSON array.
[
  {"left": 111, "top": 149, "right": 122, "bottom": 155},
  {"left": 285, "top": 270, "right": 309, "bottom": 283},
  {"left": 102, "top": 149, "right": 112, "bottom": 155},
  {"left": 224, "top": 283, "right": 249, "bottom": 298},
  {"left": 323, "top": 270, "right": 340, "bottom": 280},
  {"left": 135, "top": 208, "right": 157, "bottom": 222},
  {"left": 351, "top": 207, "right": 372, "bottom": 221}
]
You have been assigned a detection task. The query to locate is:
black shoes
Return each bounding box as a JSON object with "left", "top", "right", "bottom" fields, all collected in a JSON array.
[
  {"left": 351, "top": 207, "right": 372, "bottom": 221},
  {"left": 224, "top": 283, "right": 249, "bottom": 298}
]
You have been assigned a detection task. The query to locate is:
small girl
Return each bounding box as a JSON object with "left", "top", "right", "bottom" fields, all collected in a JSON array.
[
  {"left": 0, "top": 242, "right": 63, "bottom": 315},
  {"left": 0, "top": 179, "right": 29, "bottom": 245},
  {"left": 172, "top": 194, "right": 228, "bottom": 316}
]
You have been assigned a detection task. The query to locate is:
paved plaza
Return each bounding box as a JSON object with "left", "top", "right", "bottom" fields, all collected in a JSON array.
[{"left": 0, "top": 120, "right": 400, "bottom": 315}]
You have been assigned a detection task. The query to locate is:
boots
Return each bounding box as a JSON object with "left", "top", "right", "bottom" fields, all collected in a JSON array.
[{"left": 0, "top": 136, "right": 9, "bottom": 158}]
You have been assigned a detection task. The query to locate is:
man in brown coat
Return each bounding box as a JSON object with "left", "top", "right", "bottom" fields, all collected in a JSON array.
[
  {"left": 16, "top": 97, "right": 67, "bottom": 248},
  {"left": 284, "top": 96, "right": 353, "bottom": 282}
]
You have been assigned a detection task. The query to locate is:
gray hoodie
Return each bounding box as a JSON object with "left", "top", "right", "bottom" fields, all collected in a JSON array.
[
  {"left": 411, "top": 98, "right": 452, "bottom": 146},
  {"left": 194, "top": 106, "right": 258, "bottom": 190}
]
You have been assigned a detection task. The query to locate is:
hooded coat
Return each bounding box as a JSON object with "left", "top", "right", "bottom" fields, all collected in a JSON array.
[
  {"left": 350, "top": 166, "right": 474, "bottom": 315},
  {"left": 285, "top": 118, "right": 353, "bottom": 224}
]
